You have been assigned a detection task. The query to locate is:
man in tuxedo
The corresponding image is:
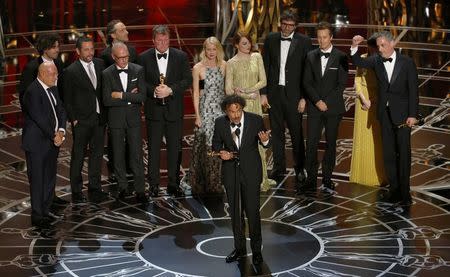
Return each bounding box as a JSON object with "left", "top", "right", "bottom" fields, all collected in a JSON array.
[
  {"left": 19, "top": 33, "right": 65, "bottom": 107},
  {"left": 351, "top": 31, "right": 418, "bottom": 206},
  {"left": 63, "top": 37, "right": 109, "bottom": 204},
  {"left": 100, "top": 19, "right": 137, "bottom": 178},
  {"left": 102, "top": 42, "right": 148, "bottom": 203},
  {"left": 22, "top": 62, "right": 67, "bottom": 228},
  {"left": 19, "top": 33, "right": 68, "bottom": 207},
  {"left": 138, "top": 25, "right": 192, "bottom": 197},
  {"left": 212, "top": 95, "right": 270, "bottom": 273},
  {"left": 261, "top": 10, "right": 312, "bottom": 188},
  {"left": 303, "top": 21, "right": 348, "bottom": 191}
]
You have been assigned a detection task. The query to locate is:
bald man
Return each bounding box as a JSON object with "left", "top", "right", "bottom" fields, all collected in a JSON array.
[{"left": 22, "top": 62, "right": 67, "bottom": 228}]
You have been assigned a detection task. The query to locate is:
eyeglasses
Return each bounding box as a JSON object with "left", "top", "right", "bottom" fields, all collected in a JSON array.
[{"left": 281, "top": 22, "right": 296, "bottom": 28}]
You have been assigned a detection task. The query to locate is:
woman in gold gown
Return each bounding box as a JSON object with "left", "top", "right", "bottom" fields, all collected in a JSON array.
[
  {"left": 350, "top": 37, "right": 386, "bottom": 186},
  {"left": 225, "top": 31, "right": 276, "bottom": 192}
]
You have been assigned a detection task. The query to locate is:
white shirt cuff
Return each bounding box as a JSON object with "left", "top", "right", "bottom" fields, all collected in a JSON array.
[
  {"left": 262, "top": 140, "right": 269, "bottom": 146},
  {"left": 350, "top": 46, "right": 358, "bottom": 56}
]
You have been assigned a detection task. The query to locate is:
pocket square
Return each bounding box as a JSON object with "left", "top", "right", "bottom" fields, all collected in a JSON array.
[
  {"left": 131, "top": 78, "right": 138, "bottom": 82},
  {"left": 329, "top": 67, "right": 338, "bottom": 70}
]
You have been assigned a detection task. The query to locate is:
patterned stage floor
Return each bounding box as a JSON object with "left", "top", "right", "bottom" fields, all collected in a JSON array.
[{"left": 0, "top": 91, "right": 449, "bottom": 276}]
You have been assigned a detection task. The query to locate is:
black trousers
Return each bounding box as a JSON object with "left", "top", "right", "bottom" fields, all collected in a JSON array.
[
  {"left": 110, "top": 126, "right": 145, "bottom": 193},
  {"left": 380, "top": 107, "right": 412, "bottom": 201},
  {"left": 305, "top": 113, "right": 342, "bottom": 184},
  {"left": 268, "top": 86, "right": 305, "bottom": 175},
  {"left": 69, "top": 118, "right": 105, "bottom": 193},
  {"left": 147, "top": 119, "right": 183, "bottom": 188},
  {"left": 225, "top": 166, "right": 262, "bottom": 254},
  {"left": 26, "top": 146, "right": 58, "bottom": 221}
]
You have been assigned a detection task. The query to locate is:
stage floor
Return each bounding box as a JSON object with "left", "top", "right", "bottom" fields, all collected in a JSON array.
[{"left": 0, "top": 99, "right": 449, "bottom": 276}]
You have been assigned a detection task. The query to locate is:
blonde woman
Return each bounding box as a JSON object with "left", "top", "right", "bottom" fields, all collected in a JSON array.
[
  {"left": 225, "top": 31, "right": 276, "bottom": 192},
  {"left": 188, "top": 37, "right": 227, "bottom": 194}
]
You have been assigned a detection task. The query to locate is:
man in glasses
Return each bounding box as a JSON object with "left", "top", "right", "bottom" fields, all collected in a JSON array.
[
  {"left": 261, "top": 10, "right": 312, "bottom": 192},
  {"left": 102, "top": 42, "right": 148, "bottom": 203}
]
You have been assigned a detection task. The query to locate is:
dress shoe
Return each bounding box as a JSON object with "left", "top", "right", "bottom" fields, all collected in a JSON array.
[
  {"left": 31, "top": 217, "right": 54, "bottom": 228},
  {"left": 225, "top": 249, "right": 246, "bottom": 263},
  {"left": 397, "top": 196, "right": 413, "bottom": 206},
  {"left": 150, "top": 185, "right": 159, "bottom": 197},
  {"left": 252, "top": 252, "right": 263, "bottom": 274},
  {"left": 269, "top": 170, "right": 285, "bottom": 182},
  {"left": 379, "top": 190, "right": 401, "bottom": 204},
  {"left": 296, "top": 182, "right": 316, "bottom": 195},
  {"left": 53, "top": 196, "right": 69, "bottom": 205},
  {"left": 167, "top": 186, "right": 184, "bottom": 197},
  {"left": 296, "top": 172, "right": 306, "bottom": 184},
  {"left": 136, "top": 192, "right": 149, "bottom": 203},
  {"left": 72, "top": 192, "right": 87, "bottom": 204},
  {"left": 116, "top": 189, "right": 132, "bottom": 200},
  {"left": 322, "top": 179, "right": 336, "bottom": 190},
  {"left": 88, "top": 190, "right": 110, "bottom": 203}
]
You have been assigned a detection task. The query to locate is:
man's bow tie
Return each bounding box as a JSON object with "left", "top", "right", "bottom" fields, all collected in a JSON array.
[
  {"left": 117, "top": 69, "right": 128, "bottom": 74},
  {"left": 157, "top": 53, "right": 167, "bottom": 59},
  {"left": 320, "top": 52, "right": 331, "bottom": 58},
  {"left": 382, "top": 57, "right": 393, "bottom": 63},
  {"left": 230, "top": 122, "right": 241, "bottom": 128},
  {"left": 280, "top": 37, "right": 292, "bottom": 42}
]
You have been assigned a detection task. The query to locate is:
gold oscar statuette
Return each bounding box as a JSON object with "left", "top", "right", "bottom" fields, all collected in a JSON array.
[{"left": 159, "top": 73, "right": 167, "bottom": 105}]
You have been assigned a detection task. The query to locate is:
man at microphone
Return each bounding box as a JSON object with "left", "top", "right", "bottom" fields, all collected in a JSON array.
[{"left": 212, "top": 95, "right": 271, "bottom": 274}]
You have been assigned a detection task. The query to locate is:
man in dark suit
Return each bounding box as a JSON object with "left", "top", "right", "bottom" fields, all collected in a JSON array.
[
  {"left": 22, "top": 63, "right": 67, "bottom": 228},
  {"left": 19, "top": 33, "right": 64, "bottom": 107},
  {"left": 212, "top": 95, "right": 270, "bottom": 273},
  {"left": 261, "top": 10, "right": 312, "bottom": 187},
  {"left": 137, "top": 25, "right": 192, "bottom": 197},
  {"left": 19, "top": 33, "right": 68, "bottom": 207},
  {"left": 351, "top": 31, "right": 418, "bottom": 206},
  {"left": 63, "top": 37, "right": 109, "bottom": 204},
  {"left": 102, "top": 42, "right": 148, "bottom": 203},
  {"left": 100, "top": 19, "right": 137, "bottom": 178},
  {"left": 303, "top": 22, "right": 348, "bottom": 191}
]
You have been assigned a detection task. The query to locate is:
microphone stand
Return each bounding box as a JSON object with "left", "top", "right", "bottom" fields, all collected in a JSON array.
[{"left": 234, "top": 128, "right": 243, "bottom": 252}]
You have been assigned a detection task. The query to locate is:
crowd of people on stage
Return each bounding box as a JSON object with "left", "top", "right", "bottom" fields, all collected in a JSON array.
[{"left": 20, "top": 10, "right": 419, "bottom": 270}]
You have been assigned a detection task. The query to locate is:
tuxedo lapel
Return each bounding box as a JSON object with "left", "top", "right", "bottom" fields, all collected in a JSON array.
[
  {"left": 149, "top": 49, "right": 161, "bottom": 82},
  {"left": 376, "top": 55, "right": 389, "bottom": 82},
  {"left": 312, "top": 50, "right": 322, "bottom": 79},
  {"left": 322, "top": 48, "right": 337, "bottom": 78},
  {"left": 274, "top": 34, "right": 281, "bottom": 69},
  {"left": 75, "top": 60, "right": 95, "bottom": 90},
  {"left": 240, "top": 112, "right": 250, "bottom": 149},
  {"left": 165, "top": 48, "right": 176, "bottom": 82},
  {"left": 390, "top": 53, "right": 403, "bottom": 85},
  {"left": 286, "top": 35, "right": 298, "bottom": 61}
]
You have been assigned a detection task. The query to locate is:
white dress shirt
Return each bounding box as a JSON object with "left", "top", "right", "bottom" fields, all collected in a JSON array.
[
  {"left": 116, "top": 65, "right": 131, "bottom": 105},
  {"left": 230, "top": 115, "right": 244, "bottom": 149},
  {"left": 279, "top": 32, "right": 294, "bottom": 86},
  {"left": 37, "top": 78, "right": 64, "bottom": 134},
  {"left": 320, "top": 45, "right": 333, "bottom": 76},
  {"left": 156, "top": 50, "right": 169, "bottom": 76}
]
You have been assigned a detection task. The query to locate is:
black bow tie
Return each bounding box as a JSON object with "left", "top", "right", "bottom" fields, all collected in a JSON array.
[
  {"left": 157, "top": 53, "right": 167, "bottom": 59},
  {"left": 280, "top": 37, "right": 292, "bottom": 42},
  {"left": 230, "top": 122, "right": 241, "bottom": 128},
  {"left": 382, "top": 57, "right": 393, "bottom": 63},
  {"left": 117, "top": 69, "right": 128, "bottom": 74},
  {"left": 320, "top": 52, "right": 331, "bottom": 58}
]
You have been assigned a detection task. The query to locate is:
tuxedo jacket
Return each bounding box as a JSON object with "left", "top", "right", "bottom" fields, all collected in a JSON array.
[
  {"left": 100, "top": 44, "right": 137, "bottom": 68},
  {"left": 63, "top": 58, "right": 106, "bottom": 125},
  {"left": 137, "top": 47, "right": 192, "bottom": 121},
  {"left": 102, "top": 62, "right": 146, "bottom": 129},
  {"left": 19, "top": 56, "right": 64, "bottom": 106},
  {"left": 261, "top": 32, "right": 312, "bottom": 102},
  {"left": 303, "top": 47, "right": 349, "bottom": 116},
  {"left": 351, "top": 50, "right": 419, "bottom": 125},
  {"left": 22, "top": 80, "right": 67, "bottom": 152},
  {"left": 212, "top": 112, "right": 270, "bottom": 187}
]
